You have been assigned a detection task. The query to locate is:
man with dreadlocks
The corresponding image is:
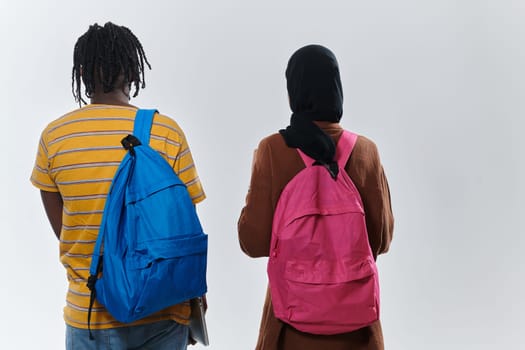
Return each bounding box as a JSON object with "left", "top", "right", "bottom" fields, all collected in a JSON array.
[{"left": 30, "top": 22, "right": 205, "bottom": 349}]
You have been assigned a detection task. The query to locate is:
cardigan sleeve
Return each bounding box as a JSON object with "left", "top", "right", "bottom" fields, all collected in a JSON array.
[
  {"left": 366, "top": 164, "right": 394, "bottom": 258},
  {"left": 238, "top": 139, "right": 274, "bottom": 258}
]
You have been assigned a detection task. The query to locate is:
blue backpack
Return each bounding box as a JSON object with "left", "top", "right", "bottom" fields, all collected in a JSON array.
[{"left": 87, "top": 109, "right": 207, "bottom": 332}]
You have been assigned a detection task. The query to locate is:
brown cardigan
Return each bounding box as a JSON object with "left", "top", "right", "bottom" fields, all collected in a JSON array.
[{"left": 238, "top": 123, "right": 394, "bottom": 350}]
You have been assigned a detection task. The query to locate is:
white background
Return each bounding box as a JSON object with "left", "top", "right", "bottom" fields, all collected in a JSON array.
[{"left": 1, "top": 1, "right": 524, "bottom": 349}]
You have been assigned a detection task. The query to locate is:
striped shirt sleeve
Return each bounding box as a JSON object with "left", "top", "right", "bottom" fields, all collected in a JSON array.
[
  {"left": 173, "top": 130, "right": 205, "bottom": 204},
  {"left": 30, "top": 130, "right": 58, "bottom": 192}
]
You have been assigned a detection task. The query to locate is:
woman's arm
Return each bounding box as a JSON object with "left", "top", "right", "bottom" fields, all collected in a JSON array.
[
  {"left": 349, "top": 138, "right": 394, "bottom": 259},
  {"left": 238, "top": 140, "right": 274, "bottom": 258}
]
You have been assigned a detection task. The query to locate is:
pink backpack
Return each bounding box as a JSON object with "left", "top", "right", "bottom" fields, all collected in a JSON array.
[{"left": 267, "top": 130, "right": 380, "bottom": 335}]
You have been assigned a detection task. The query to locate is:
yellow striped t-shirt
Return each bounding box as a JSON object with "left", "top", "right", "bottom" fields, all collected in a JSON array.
[{"left": 30, "top": 104, "right": 205, "bottom": 329}]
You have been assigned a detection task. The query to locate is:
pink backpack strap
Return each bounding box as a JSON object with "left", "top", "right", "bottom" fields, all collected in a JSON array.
[
  {"left": 297, "top": 130, "right": 358, "bottom": 168},
  {"left": 335, "top": 131, "right": 358, "bottom": 168},
  {"left": 297, "top": 149, "right": 314, "bottom": 167}
]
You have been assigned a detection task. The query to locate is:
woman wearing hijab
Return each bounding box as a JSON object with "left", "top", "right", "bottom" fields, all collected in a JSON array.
[{"left": 238, "top": 45, "right": 394, "bottom": 350}]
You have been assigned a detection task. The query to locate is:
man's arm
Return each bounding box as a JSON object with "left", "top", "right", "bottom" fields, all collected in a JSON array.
[{"left": 40, "top": 190, "right": 63, "bottom": 240}]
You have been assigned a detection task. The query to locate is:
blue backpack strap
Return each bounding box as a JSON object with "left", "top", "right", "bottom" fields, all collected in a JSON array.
[
  {"left": 133, "top": 109, "right": 158, "bottom": 145},
  {"left": 89, "top": 109, "right": 156, "bottom": 274},
  {"left": 89, "top": 109, "right": 157, "bottom": 277},
  {"left": 87, "top": 108, "right": 157, "bottom": 338}
]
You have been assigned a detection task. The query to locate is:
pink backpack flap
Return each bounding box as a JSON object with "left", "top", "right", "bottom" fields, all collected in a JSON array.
[{"left": 267, "top": 130, "right": 380, "bottom": 335}]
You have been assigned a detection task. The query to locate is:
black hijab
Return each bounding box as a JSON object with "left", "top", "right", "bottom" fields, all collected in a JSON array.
[{"left": 279, "top": 45, "right": 343, "bottom": 176}]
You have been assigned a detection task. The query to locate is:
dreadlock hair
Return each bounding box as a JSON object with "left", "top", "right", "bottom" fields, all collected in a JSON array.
[{"left": 72, "top": 22, "right": 151, "bottom": 106}]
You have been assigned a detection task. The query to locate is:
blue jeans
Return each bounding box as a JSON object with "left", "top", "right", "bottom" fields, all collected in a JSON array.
[{"left": 66, "top": 320, "right": 189, "bottom": 350}]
